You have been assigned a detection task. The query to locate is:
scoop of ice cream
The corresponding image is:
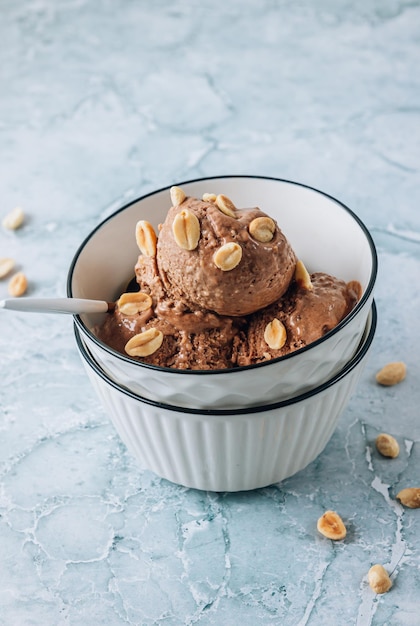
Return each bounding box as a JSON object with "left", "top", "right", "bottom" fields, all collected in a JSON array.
[
  {"left": 94, "top": 254, "right": 245, "bottom": 370},
  {"left": 97, "top": 309, "right": 246, "bottom": 370},
  {"left": 98, "top": 270, "right": 246, "bottom": 371},
  {"left": 156, "top": 194, "right": 297, "bottom": 317},
  {"left": 237, "top": 272, "right": 360, "bottom": 366}
]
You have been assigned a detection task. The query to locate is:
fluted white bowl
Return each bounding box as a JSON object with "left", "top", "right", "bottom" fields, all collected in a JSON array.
[
  {"left": 74, "top": 302, "right": 376, "bottom": 492},
  {"left": 68, "top": 175, "right": 377, "bottom": 409}
]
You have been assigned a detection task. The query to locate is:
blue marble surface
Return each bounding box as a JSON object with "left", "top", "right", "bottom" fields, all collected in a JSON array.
[{"left": 1, "top": 1, "right": 419, "bottom": 624}]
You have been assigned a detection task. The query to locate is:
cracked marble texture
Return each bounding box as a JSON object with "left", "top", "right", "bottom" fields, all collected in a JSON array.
[{"left": 1, "top": 0, "right": 420, "bottom": 624}]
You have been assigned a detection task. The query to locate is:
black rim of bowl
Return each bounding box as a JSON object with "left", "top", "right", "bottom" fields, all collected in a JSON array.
[
  {"left": 68, "top": 174, "right": 378, "bottom": 376},
  {"left": 74, "top": 300, "right": 377, "bottom": 416}
]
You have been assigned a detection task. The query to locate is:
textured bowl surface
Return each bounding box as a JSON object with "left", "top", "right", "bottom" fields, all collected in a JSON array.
[
  {"left": 68, "top": 175, "right": 377, "bottom": 409},
  {"left": 75, "top": 302, "right": 377, "bottom": 492}
]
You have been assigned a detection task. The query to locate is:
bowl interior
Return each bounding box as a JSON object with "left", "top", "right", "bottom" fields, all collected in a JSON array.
[{"left": 68, "top": 176, "right": 377, "bottom": 343}]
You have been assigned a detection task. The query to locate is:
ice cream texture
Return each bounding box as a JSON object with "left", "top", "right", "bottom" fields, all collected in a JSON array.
[{"left": 97, "top": 187, "right": 361, "bottom": 370}]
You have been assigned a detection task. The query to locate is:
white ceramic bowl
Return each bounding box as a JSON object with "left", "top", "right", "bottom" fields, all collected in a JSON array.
[
  {"left": 74, "top": 302, "right": 377, "bottom": 492},
  {"left": 68, "top": 176, "right": 377, "bottom": 409}
]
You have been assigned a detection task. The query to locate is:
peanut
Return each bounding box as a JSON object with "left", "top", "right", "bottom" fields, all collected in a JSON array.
[
  {"left": 375, "top": 362, "right": 406, "bottom": 386},
  {"left": 202, "top": 193, "right": 216, "bottom": 203},
  {"left": 249, "top": 217, "right": 276, "bottom": 243},
  {"left": 295, "top": 259, "right": 313, "bottom": 290},
  {"left": 213, "top": 242, "right": 242, "bottom": 271},
  {"left": 375, "top": 433, "right": 399, "bottom": 458},
  {"left": 396, "top": 487, "right": 420, "bottom": 509},
  {"left": 136, "top": 220, "right": 157, "bottom": 257},
  {"left": 264, "top": 318, "right": 287, "bottom": 350},
  {"left": 0, "top": 257, "right": 15, "bottom": 279},
  {"left": 317, "top": 510, "right": 346, "bottom": 540},
  {"left": 117, "top": 292, "right": 152, "bottom": 316},
  {"left": 172, "top": 208, "right": 200, "bottom": 250},
  {"left": 125, "top": 328, "right": 163, "bottom": 357},
  {"left": 8, "top": 271, "right": 28, "bottom": 297},
  {"left": 2, "top": 206, "right": 24, "bottom": 230},
  {"left": 170, "top": 186, "right": 186, "bottom": 206},
  {"left": 215, "top": 194, "right": 236, "bottom": 218},
  {"left": 368, "top": 564, "right": 392, "bottom": 594}
]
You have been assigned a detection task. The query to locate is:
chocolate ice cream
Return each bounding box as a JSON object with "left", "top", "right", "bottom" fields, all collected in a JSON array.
[
  {"left": 156, "top": 193, "right": 296, "bottom": 316},
  {"left": 237, "top": 272, "right": 360, "bottom": 366},
  {"left": 96, "top": 187, "right": 361, "bottom": 370}
]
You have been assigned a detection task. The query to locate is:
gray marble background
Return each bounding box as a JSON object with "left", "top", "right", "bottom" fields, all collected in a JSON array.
[{"left": 1, "top": 1, "right": 419, "bottom": 624}]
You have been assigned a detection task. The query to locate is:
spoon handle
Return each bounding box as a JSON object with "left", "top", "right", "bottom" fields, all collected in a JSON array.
[{"left": 0, "top": 298, "right": 112, "bottom": 315}]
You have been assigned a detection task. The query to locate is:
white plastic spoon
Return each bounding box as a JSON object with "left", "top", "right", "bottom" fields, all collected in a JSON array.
[{"left": 0, "top": 298, "right": 115, "bottom": 315}]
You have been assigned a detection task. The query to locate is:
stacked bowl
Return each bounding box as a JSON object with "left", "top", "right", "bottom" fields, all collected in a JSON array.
[{"left": 68, "top": 176, "right": 378, "bottom": 492}]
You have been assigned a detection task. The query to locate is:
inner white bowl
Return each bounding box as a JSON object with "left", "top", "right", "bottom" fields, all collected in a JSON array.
[{"left": 68, "top": 175, "right": 377, "bottom": 409}]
